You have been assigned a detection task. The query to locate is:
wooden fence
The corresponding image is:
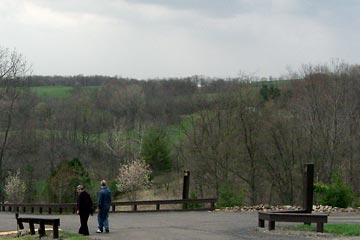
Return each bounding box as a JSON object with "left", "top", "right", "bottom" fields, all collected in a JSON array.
[{"left": 0, "top": 198, "right": 216, "bottom": 214}]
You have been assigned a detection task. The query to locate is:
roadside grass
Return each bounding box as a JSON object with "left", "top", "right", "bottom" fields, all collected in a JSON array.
[
  {"left": 1, "top": 230, "right": 90, "bottom": 239},
  {"left": 289, "top": 224, "right": 360, "bottom": 236}
]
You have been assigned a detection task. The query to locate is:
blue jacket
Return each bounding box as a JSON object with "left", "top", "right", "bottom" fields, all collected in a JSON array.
[{"left": 98, "top": 187, "right": 111, "bottom": 210}]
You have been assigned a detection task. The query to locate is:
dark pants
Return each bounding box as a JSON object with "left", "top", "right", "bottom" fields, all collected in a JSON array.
[{"left": 79, "top": 213, "right": 90, "bottom": 235}]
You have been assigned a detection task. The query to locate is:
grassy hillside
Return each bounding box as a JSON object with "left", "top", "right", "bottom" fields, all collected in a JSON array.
[
  {"left": 31, "top": 86, "right": 74, "bottom": 98},
  {"left": 30, "top": 86, "right": 99, "bottom": 98}
]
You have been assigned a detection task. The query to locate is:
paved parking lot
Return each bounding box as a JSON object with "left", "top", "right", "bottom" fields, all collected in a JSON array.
[{"left": 1, "top": 211, "right": 360, "bottom": 239}]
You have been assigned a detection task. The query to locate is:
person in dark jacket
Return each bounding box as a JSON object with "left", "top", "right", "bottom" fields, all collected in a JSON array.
[
  {"left": 76, "top": 185, "right": 93, "bottom": 236},
  {"left": 96, "top": 180, "right": 112, "bottom": 233}
]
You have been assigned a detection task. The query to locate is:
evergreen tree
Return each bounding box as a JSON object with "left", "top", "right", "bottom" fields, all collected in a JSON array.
[
  {"left": 48, "top": 158, "right": 90, "bottom": 203},
  {"left": 141, "top": 127, "right": 171, "bottom": 172}
]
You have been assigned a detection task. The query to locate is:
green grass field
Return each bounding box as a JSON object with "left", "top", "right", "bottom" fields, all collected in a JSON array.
[
  {"left": 31, "top": 86, "right": 74, "bottom": 98},
  {"left": 289, "top": 224, "right": 360, "bottom": 236},
  {"left": 30, "top": 86, "right": 99, "bottom": 98}
]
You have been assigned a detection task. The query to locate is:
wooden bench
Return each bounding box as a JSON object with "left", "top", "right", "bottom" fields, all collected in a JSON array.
[
  {"left": 16, "top": 213, "right": 60, "bottom": 238},
  {"left": 258, "top": 212, "right": 328, "bottom": 232}
]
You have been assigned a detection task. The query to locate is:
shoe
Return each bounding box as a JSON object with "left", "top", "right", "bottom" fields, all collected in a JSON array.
[
  {"left": 105, "top": 229, "right": 109, "bottom": 233},
  {"left": 96, "top": 229, "right": 102, "bottom": 233}
]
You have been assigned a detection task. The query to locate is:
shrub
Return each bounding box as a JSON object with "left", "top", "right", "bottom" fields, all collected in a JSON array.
[
  {"left": 33, "top": 180, "right": 50, "bottom": 203},
  {"left": 352, "top": 197, "right": 360, "bottom": 208},
  {"left": 108, "top": 179, "right": 121, "bottom": 197},
  {"left": 216, "top": 184, "right": 244, "bottom": 208},
  {"left": 314, "top": 176, "right": 353, "bottom": 208},
  {"left": 188, "top": 192, "right": 201, "bottom": 209},
  {"left": 4, "top": 170, "right": 26, "bottom": 203}
]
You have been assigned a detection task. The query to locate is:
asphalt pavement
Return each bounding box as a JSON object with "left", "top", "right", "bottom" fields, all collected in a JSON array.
[{"left": 1, "top": 211, "right": 360, "bottom": 239}]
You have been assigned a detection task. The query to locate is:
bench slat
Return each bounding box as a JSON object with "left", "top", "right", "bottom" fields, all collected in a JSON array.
[
  {"left": 259, "top": 212, "right": 328, "bottom": 223},
  {"left": 17, "top": 218, "right": 60, "bottom": 225}
]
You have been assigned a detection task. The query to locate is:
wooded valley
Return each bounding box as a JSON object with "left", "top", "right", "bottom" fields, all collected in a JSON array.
[{"left": 1, "top": 56, "right": 360, "bottom": 207}]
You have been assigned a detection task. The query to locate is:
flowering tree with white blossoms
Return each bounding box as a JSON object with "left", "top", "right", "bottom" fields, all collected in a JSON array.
[
  {"left": 116, "top": 158, "right": 152, "bottom": 200},
  {"left": 4, "top": 170, "right": 26, "bottom": 203}
]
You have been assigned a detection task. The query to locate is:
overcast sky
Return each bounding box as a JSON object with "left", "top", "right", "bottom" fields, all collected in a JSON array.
[{"left": 1, "top": 0, "right": 359, "bottom": 79}]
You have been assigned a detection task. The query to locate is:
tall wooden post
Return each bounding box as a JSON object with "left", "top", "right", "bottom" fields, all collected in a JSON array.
[
  {"left": 304, "top": 163, "right": 314, "bottom": 213},
  {"left": 182, "top": 170, "right": 190, "bottom": 209}
]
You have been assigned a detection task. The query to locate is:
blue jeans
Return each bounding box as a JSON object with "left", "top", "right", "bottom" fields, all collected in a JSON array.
[{"left": 98, "top": 208, "right": 109, "bottom": 231}]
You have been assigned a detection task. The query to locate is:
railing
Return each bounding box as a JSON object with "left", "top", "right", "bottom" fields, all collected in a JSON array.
[
  {"left": 0, "top": 198, "right": 216, "bottom": 214},
  {"left": 0, "top": 203, "right": 77, "bottom": 214}
]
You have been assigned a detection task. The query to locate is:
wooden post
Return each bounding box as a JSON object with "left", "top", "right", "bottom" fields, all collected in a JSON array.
[
  {"left": 304, "top": 163, "right": 314, "bottom": 213},
  {"left": 210, "top": 200, "right": 215, "bottom": 211},
  {"left": 182, "top": 170, "right": 190, "bottom": 209}
]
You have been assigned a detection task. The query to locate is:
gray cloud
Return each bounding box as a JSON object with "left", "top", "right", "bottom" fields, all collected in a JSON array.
[
  {"left": 0, "top": 0, "right": 359, "bottom": 79},
  {"left": 124, "top": 0, "right": 249, "bottom": 17}
]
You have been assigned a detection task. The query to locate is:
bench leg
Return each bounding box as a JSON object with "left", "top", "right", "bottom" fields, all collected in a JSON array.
[
  {"left": 29, "top": 222, "right": 35, "bottom": 235},
  {"left": 39, "top": 222, "right": 46, "bottom": 237},
  {"left": 269, "top": 221, "right": 275, "bottom": 231},
  {"left": 316, "top": 223, "right": 324, "bottom": 233},
  {"left": 53, "top": 223, "right": 59, "bottom": 239},
  {"left": 258, "top": 219, "right": 265, "bottom": 228},
  {"left": 17, "top": 220, "right": 24, "bottom": 229}
]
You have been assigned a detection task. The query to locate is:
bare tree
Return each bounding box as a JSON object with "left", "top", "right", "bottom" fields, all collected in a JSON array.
[
  {"left": 177, "top": 83, "right": 265, "bottom": 205},
  {"left": 291, "top": 62, "right": 357, "bottom": 182},
  {"left": 0, "top": 47, "right": 29, "bottom": 202}
]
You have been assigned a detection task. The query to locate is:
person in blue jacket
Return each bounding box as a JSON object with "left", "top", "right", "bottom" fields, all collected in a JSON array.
[{"left": 96, "top": 180, "right": 112, "bottom": 233}]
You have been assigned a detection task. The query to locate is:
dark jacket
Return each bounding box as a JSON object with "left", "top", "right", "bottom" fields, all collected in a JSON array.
[
  {"left": 98, "top": 187, "right": 111, "bottom": 210},
  {"left": 77, "top": 191, "right": 93, "bottom": 215}
]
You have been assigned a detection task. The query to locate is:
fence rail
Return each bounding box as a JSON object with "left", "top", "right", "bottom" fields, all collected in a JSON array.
[{"left": 0, "top": 198, "right": 216, "bottom": 214}]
